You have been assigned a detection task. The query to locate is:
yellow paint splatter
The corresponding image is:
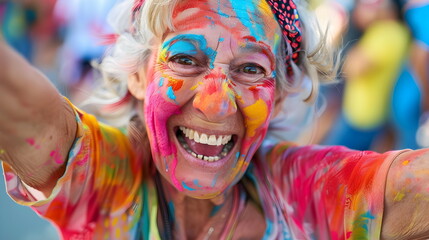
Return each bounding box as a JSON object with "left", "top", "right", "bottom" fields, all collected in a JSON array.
[
  {"left": 190, "top": 81, "right": 203, "bottom": 91},
  {"left": 0, "top": 149, "right": 5, "bottom": 154},
  {"left": 159, "top": 48, "right": 168, "bottom": 63},
  {"left": 402, "top": 160, "right": 410, "bottom": 166},
  {"left": 394, "top": 191, "right": 405, "bottom": 202},
  {"left": 243, "top": 99, "right": 268, "bottom": 137}
]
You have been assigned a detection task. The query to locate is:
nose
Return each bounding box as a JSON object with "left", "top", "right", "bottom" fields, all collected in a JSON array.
[{"left": 193, "top": 71, "right": 237, "bottom": 122}]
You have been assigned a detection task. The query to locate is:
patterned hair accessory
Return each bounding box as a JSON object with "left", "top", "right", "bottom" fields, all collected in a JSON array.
[{"left": 265, "top": 0, "right": 302, "bottom": 76}]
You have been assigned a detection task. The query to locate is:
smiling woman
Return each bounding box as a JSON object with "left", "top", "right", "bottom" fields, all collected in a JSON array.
[{"left": 4, "top": 0, "right": 429, "bottom": 239}]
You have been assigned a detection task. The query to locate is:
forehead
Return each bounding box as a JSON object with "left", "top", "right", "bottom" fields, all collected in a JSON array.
[{"left": 172, "top": 0, "right": 280, "bottom": 42}]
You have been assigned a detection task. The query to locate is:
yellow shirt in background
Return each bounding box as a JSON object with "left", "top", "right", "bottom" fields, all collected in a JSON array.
[{"left": 343, "top": 20, "right": 411, "bottom": 129}]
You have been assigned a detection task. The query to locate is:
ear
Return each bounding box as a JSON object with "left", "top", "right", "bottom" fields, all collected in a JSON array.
[
  {"left": 127, "top": 68, "right": 147, "bottom": 100},
  {"left": 128, "top": 49, "right": 158, "bottom": 100}
]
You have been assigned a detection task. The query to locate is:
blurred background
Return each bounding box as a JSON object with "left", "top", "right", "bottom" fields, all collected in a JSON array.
[{"left": 1, "top": 0, "right": 428, "bottom": 238}]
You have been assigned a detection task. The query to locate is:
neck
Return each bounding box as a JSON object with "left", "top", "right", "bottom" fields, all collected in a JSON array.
[{"left": 158, "top": 176, "right": 236, "bottom": 239}]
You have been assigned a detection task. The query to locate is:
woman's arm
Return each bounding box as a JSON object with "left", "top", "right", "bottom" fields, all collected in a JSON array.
[
  {"left": 0, "top": 41, "right": 76, "bottom": 196},
  {"left": 382, "top": 149, "right": 429, "bottom": 239}
]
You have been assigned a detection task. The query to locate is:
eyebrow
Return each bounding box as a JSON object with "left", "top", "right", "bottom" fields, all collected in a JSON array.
[
  {"left": 162, "top": 35, "right": 207, "bottom": 51},
  {"left": 239, "top": 37, "right": 276, "bottom": 70},
  {"left": 162, "top": 34, "right": 217, "bottom": 68}
]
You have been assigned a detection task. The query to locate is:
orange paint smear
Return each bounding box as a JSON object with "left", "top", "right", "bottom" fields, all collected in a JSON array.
[{"left": 167, "top": 78, "right": 184, "bottom": 91}]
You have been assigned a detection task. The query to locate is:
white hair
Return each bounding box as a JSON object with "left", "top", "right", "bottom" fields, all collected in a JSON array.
[{"left": 81, "top": 0, "right": 338, "bottom": 142}]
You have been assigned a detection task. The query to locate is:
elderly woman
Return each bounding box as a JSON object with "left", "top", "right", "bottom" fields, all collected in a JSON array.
[{"left": 1, "top": 0, "right": 429, "bottom": 239}]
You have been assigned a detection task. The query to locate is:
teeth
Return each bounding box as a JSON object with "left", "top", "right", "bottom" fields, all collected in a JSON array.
[
  {"left": 208, "top": 135, "right": 217, "bottom": 145},
  {"left": 200, "top": 134, "right": 208, "bottom": 144},
  {"left": 194, "top": 131, "right": 200, "bottom": 142},
  {"left": 178, "top": 126, "right": 234, "bottom": 162},
  {"left": 222, "top": 135, "right": 231, "bottom": 145},
  {"left": 216, "top": 136, "right": 222, "bottom": 146},
  {"left": 180, "top": 126, "right": 232, "bottom": 146},
  {"left": 189, "top": 129, "right": 194, "bottom": 140}
]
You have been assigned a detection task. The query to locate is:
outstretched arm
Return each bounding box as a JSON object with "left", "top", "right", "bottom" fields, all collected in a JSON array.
[
  {"left": 0, "top": 41, "right": 76, "bottom": 196},
  {"left": 382, "top": 149, "right": 429, "bottom": 239}
]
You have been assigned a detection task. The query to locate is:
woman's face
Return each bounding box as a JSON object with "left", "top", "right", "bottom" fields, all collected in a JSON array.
[{"left": 142, "top": 0, "right": 281, "bottom": 198}]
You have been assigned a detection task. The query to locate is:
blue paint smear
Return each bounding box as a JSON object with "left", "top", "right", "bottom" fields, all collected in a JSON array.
[
  {"left": 234, "top": 151, "right": 241, "bottom": 166},
  {"left": 162, "top": 34, "right": 217, "bottom": 69},
  {"left": 210, "top": 204, "right": 223, "bottom": 216},
  {"left": 167, "top": 40, "right": 198, "bottom": 56},
  {"left": 193, "top": 179, "right": 203, "bottom": 188},
  {"left": 159, "top": 77, "right": 164, "bottom": 87},
  {"left": 215, "top": 0, "right": 230, "bottom": 18},
  {"left": 219, "top": 37, "right": 224, "bottom": 42},
  {"left": 272, "top": 70, "right": 277, "bottom": 78},
  {"left": 205, "top": 16, "right": 215, "bottom": 25},
  {"left": 230, "top": 0, "right": 265, "bottom": 41},
  {"left": 166, "top": 86, "right": 176, "bottom": 101},
  {"left": 182, "top": 181, "right": 196, "bottom": 191}
]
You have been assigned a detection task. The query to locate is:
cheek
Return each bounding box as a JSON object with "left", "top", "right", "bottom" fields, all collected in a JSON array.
[
  {"left": 144, "top": 81, "right": 181, "bottom": 156},
  {"left": 238, "top": 79, "right": 276, "bottom": 137}
]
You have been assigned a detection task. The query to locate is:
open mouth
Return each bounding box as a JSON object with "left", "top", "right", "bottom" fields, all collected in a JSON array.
[{"left": 176, "top": 126, "right": 236, "bottom": 162}]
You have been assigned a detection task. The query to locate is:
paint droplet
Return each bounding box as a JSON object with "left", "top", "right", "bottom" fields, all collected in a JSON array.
[
  {"left": 394, "top": 192, "right": 405, "bottom": 202},
  {"left": 26, "top": 138, "right": 35, "bottom": 146},
  {"left": 0, "top": 149, "right": 5, "bottom": 154},
  {"left": 402, "top": 160, "right": 410, "bottom": 166},
  {"left": 166, "top": 86, "right": 177, "bottom": 101},
  {"left": 182, "top": 181, "right": 196, "bottom": 191},
  {"left": 50, "top": 150, "right": 65, "bottom": 164}
]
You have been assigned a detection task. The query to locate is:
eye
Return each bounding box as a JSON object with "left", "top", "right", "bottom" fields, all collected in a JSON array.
[
  {"left": 231, "top": 63, "right": 267, "bottom": 83},
  {"left": 172, "top": 56, "right": 196, "bottom": 66},
  {"left": 242, "top": 65, "right": 265, "bottom": 75},
  {"left": 167, "top": 54, "right": 205, "bottom": 76}
]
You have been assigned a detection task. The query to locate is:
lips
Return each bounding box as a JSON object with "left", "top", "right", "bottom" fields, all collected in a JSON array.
[{"left": 176, "top": 126, "right": 236, "bottom": 162}]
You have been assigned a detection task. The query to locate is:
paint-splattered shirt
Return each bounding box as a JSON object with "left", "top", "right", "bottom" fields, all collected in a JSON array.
[{"left": 2, "top": 103, "right": 408, "bottom": 239}]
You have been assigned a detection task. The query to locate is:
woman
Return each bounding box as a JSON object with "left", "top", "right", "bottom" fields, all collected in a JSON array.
[{"left": 1, "top": 0, "right": 429, "bottom": 239}]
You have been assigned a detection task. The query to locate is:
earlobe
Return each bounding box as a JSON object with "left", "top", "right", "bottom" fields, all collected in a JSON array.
[{"left": 128, "top": 71, "right": 146, "bottom": 100}]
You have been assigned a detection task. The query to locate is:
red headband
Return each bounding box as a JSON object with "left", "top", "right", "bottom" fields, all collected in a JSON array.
[{"left": 266, "top": 0, "right": 303, "bottom": 76}]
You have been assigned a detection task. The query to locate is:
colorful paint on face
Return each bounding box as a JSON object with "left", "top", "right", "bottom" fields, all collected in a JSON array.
[
  {"left": 142, "top": 0, "right": 281, "bottom": 198},
  {"left": 160, "top": 34, "right": 217, "bottom": 69},
  {"left": 230, "top": 1, "right": 266, "bottom": 41},
  {"left": 193, "top": 70, "right": 237, "bottom": 119},
  {"left": 144, "top": 81, "right": 183, "bottom": 190}
]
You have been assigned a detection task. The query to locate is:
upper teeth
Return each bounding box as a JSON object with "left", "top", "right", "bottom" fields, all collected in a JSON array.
[{"left": 179, "top": 126, "right": 232, "bottom": 146}]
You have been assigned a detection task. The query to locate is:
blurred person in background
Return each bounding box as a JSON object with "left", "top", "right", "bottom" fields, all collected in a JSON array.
[
  {"left": 391, "top": 0, "right": 429, "bottom": 149},
  {"left": 323, "top": 0, "right": 411, "bottom": 151}
]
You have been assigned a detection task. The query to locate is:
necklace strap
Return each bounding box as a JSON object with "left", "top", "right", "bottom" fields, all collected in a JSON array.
[{"left": 219, "top": 184, "right": 247, "bottom": 239}]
